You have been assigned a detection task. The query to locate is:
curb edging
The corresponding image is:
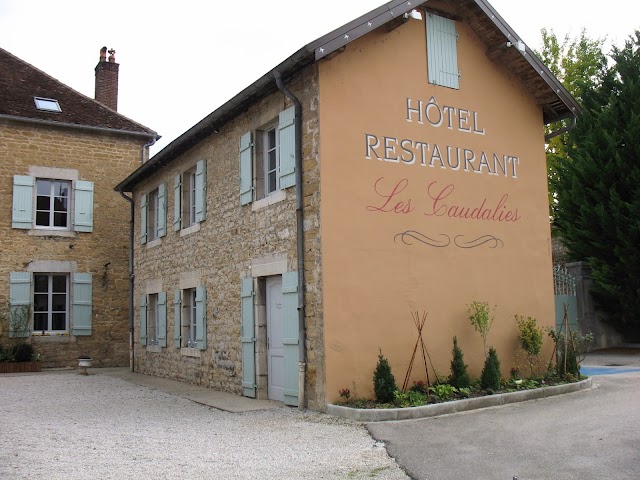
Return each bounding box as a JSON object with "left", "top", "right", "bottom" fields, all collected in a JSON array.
[{"left": 327, "top": 377, "right": 592, "bottom": 422}]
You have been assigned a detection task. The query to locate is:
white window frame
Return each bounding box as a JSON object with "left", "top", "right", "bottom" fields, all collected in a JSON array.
[
  {"left": 32, "top": 273, "right": 69, "bottom": 334},
  {"left": 263, "top": 126, "right": 279, "bottom": 196},
  {"left": 148, "top": 188, "right": 160, "bottom": 242},
  {"left": 35, "top": 178, "right": 71, "bottom": 230},
  {"left": 34, "top": 97, "right": 61, "bottom": 112},
  {"left": 182, "top": 168, "right": 197, "bottom": 229},
  {"left": 147, "top": 293, "right": 159, "bottom": 346},
  {"left": 182, "top": 288, "right": 197, "bottom": 348}
]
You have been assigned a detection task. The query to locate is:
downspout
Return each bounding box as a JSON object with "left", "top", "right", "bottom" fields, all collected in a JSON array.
[
  {"left": 274, "top": 70, "right": 306, "bottom": 410},
  {"left": 545, "top": 116, "right": 576, "bottom": 142},
  {"left": 119, "top": 136, "right": 156, "bottom": 372},
  {"left": 119, "top": 190, "right": 135, "bottom": 372}
]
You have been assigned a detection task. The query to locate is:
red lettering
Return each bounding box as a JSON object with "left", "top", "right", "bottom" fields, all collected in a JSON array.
[
  {"left": 425, "top": 181, "right": 454, "bottom": 217},
  {"left": 366, "top": 177, "right": 415, "bottom": 214}
]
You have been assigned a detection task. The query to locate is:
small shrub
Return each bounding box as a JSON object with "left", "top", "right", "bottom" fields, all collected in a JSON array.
[
  {"left": 467, "top": 301, "right": 494, "bottom": 357},
  {"left": 12, "top": 343, "right": 34, "bottom": 363},
  {"left": 480, "top": 347, "right": 501, "bottom": 391},
  {"left": 515, "top": 314, "right": 544, "bottom": 377},
  {"left": 373, "top": 351, "right": 397, "bottom": 404},
  {"left": 338, "top": 388, "right": 351, "bottom": 401},
  {"left": 394, "top": 389, "right": 427, "bottom": 407},
  {"left": 449, "top": 336, "right": 471, "bottom": 389},
  {"left": 510, "top": 367, "right": 521, "bottom": 380},
  {"left": 429, "top": 383, "right": 458, "bottom": 401},
  {"left": 548, "top": 328, "right": 593, "bottom": 377},
  {"left": 410, "top": 380, "right": 428, "bottom": 394}
]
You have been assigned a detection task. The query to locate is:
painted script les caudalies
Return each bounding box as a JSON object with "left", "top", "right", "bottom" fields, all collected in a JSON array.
[{"left": 363, "top": 97, "right": 521, "bottom": 223}]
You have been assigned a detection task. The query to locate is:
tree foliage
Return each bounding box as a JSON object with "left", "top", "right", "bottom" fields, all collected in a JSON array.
[
  {"left": 552, "top": 32, "right": 640, "bottom": 339},
  {"left": 449, "top": 336, "right": 471, "bottom": 389},
  {"left": 536, "top": 29, "right": 607, "bottom": 215},
  {"left": 373, "top": 351, "right": 397, "bottom": 403},
  {"left": 480, "top": 347, "right": 501, "bottom": 391}
]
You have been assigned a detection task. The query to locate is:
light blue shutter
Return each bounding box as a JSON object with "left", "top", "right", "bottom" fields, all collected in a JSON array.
[
  {"left": 72, "top": 273, "right": 92, "bottom": 336},
  {"left": 157, "top": 292, "right": 167, "bottom": 347},
  {"left": 139, "top": 295, "right": 147, "bottom": 346},
  {"left": 9, "top": 272, "right": 31, "bottom": 338},
  {"left": 174, "top": 290, "right": 182, "bottom": 348},
  {"left": 241, "top": 278, "right": 256, "bottom": 398},
  {"left": 195, "top": 286, "right": 206, "bottom": 350},
  {"left": 157, "top": 183, "right": 167, "bottom": 238},
  {"left": 426, "top": 13, "right": 460, "bottom": 89},
  {"left": 174, "top": 174, "right": 181, "bottom": 231},
  {"left": 239, "top": 132, "right": 253, "bottom": 205},
  {"left": 282, "top": 271, "right": 300, "bottom": 406},
  {"left": 278, "top": 107, "right": 296, "bottom": 189},
  {"left": 12, "top": 175, "right": 34, "bottom": 229},
  {"left": 73, "top": 181, "right": 94, "bottom": 232},
  {"left": 140, "top": 193, "right": 148, "bottom": 244},
  {"left": 195, "top": 160, "right": 206, "bottom": 222}
]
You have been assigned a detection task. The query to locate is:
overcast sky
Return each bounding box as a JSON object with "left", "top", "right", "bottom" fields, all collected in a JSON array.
[{"left": 1, "top": 0, "right": 638, "bottom": 155}]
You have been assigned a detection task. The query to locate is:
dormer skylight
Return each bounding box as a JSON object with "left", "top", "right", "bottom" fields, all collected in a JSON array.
[{"left": 34, "top": 97, "right": 61, "bottom": 112}]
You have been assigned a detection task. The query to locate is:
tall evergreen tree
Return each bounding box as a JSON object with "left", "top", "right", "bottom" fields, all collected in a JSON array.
[{"left": 553, "top": 32, "right": 640, "bottom": 340}]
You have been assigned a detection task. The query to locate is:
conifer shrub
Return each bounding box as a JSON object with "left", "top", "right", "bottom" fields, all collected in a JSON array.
[
  {"left": 373, "top": 351, "right": 397, "bottom": 403},
  {"left": 480, "top": 347, "right": 501, "bottom": 391},
  {"left": 449, "top": 336, "right": 471, "bottom": 389}
]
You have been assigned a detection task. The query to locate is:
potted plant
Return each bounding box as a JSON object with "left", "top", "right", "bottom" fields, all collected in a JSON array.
[{"left": 78, "top": 355, "right": 92, "bottom": 374}]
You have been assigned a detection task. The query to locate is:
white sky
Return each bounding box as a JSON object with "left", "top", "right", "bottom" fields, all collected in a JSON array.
[{"left": 1, "top": 0, "right": 637, "bottom": 155}]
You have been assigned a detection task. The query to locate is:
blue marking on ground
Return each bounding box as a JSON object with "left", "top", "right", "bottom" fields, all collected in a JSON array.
[{"left": 581, "top": 366, "right": 640, "bottom": 376}]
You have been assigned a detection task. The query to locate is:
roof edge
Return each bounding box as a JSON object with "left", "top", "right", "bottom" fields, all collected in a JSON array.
[{"left": 0, "top": 113, "right": 160, "bottom": 140}]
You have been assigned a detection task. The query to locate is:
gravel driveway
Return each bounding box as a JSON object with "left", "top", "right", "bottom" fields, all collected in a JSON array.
[{"left": 0, "top": 372, "right": 408, "bottom": 480}]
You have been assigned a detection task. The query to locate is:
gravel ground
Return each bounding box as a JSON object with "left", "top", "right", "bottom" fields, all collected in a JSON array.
[{"left": 0, "top": 372, "right": 408, "bottom": 480}]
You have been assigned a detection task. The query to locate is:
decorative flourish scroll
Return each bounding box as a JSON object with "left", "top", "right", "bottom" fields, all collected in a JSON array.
[
  {"left": 394, "top": 231, "right": 504, "bottom": 249},
  {"left": 394, "top": 230, "right": 451, "bottom": 248},
  {"left": 453, "top": 234, "right": 504, "bottom": 249}
]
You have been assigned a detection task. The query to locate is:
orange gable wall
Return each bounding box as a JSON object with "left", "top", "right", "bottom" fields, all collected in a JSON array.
[{"left": 318, "top": 14, "right": 554, "bottom": 402}]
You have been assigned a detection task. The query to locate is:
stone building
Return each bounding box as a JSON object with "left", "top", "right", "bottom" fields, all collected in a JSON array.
[
  {"left": 0, "top": 47, "right": 158, "bottom": 367},
  {"left": 116, "top": 0, "right": 580, "bottom": 411}
]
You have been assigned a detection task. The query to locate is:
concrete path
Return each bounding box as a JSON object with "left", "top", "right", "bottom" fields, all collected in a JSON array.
[
  {"left": 367, "top": 350, "right": 640, "bottom": 480},
  {"left": 96, "top": 367, "right": 281, "bottom": 412}
]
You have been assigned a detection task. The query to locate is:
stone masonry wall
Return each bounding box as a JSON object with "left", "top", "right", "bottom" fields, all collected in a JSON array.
[
  {"left": 132, "top": 64, "right": 325, "bottom": 409},
  {"left": 0, "top": 120, "right": 144, "bottom": 368}
]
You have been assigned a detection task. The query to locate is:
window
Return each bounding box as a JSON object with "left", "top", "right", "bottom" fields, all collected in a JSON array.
[
  {"left": 183, "top": 168, "right": 197, "bottom": 228},
  {"left": 141, "top": 184, "right": 166, "bottom": 244},
  {"left": 264, "top": 126, "right": 279, "bottom": 195},
  {"left": 425, "top": 13, "right": 460, "bottom": 89},
  {"left": 35, "top": 179, "right": 69, "bottom": 229},
  {"left": 239, "top": 106, "right": 296, "bottom": 205},
  {"left": 12, "top": 175, "right": 94, "bottom": 232},
  {"left": 33, "top": 274, "right": 68, "bottom": 333},
  {"left": 8, "top": 270, "right": 93, "bottom": 337},
  {"left": 148, "top": 189, "right": 160, "bottom": 242},
  {"left": 147, "top": 293, "right": 159, "bottom": 346},
  {"left": 173, "top": 160, "right": 206, "bottom": 232},
  {"left": 173, "top": 286, "right": 206, "bottom": 350},
  {"left": 34, "top": 97, "right": 61, "bottom": 112},
  {"left": 183, "top": 288, "right": 197, "bottom": 348},
  {"left": 139, "top": 291, "right": 166, "bottom": 347}
]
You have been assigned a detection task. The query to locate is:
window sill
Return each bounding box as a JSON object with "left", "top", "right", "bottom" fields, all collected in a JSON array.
[
  {"left": 146, "top": 345, "right": 162, "bottom": 353},
  {"left": 251, "top": 190, "right": 286, "bottom": 212},
  {"left": 181, "top": 347, "right": 201, "bottom": 358},
  {"left": 31, "top": 334, "right": 74, "bottom": 343},
  {"left": 28, "top": 229, "right": 76, "bottom": 238},
  {"left": 179, "top": 222, "right": 201, "bottom": 237},
  {"left": 146, "top": 238, "right": 162, "bottom": 249}
]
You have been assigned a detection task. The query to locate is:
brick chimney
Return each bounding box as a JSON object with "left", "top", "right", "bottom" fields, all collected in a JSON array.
[{"left": 94, "top": 46, "right": 119, "bottom": 111}]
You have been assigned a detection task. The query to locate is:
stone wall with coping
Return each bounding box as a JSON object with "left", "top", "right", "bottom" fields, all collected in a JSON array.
[{"left": 132, "top": 64, "right": 326, "bottom": 410}]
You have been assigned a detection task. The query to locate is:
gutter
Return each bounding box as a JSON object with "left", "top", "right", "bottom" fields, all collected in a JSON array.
[
  {"left": 119, "top": 190, "right": 136, "bottom": 371},
  {"left": 0, "top": 113, "right": 159, "bottom": 141},
  {"left": 545, "top": 116, "right": 577, "bottom": 142},
  {"left": 117, "top": 136, "right": 156, "bottom": 373},
  {"left": 274, "top": 70, "right": 306, "bottom": 410}
]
